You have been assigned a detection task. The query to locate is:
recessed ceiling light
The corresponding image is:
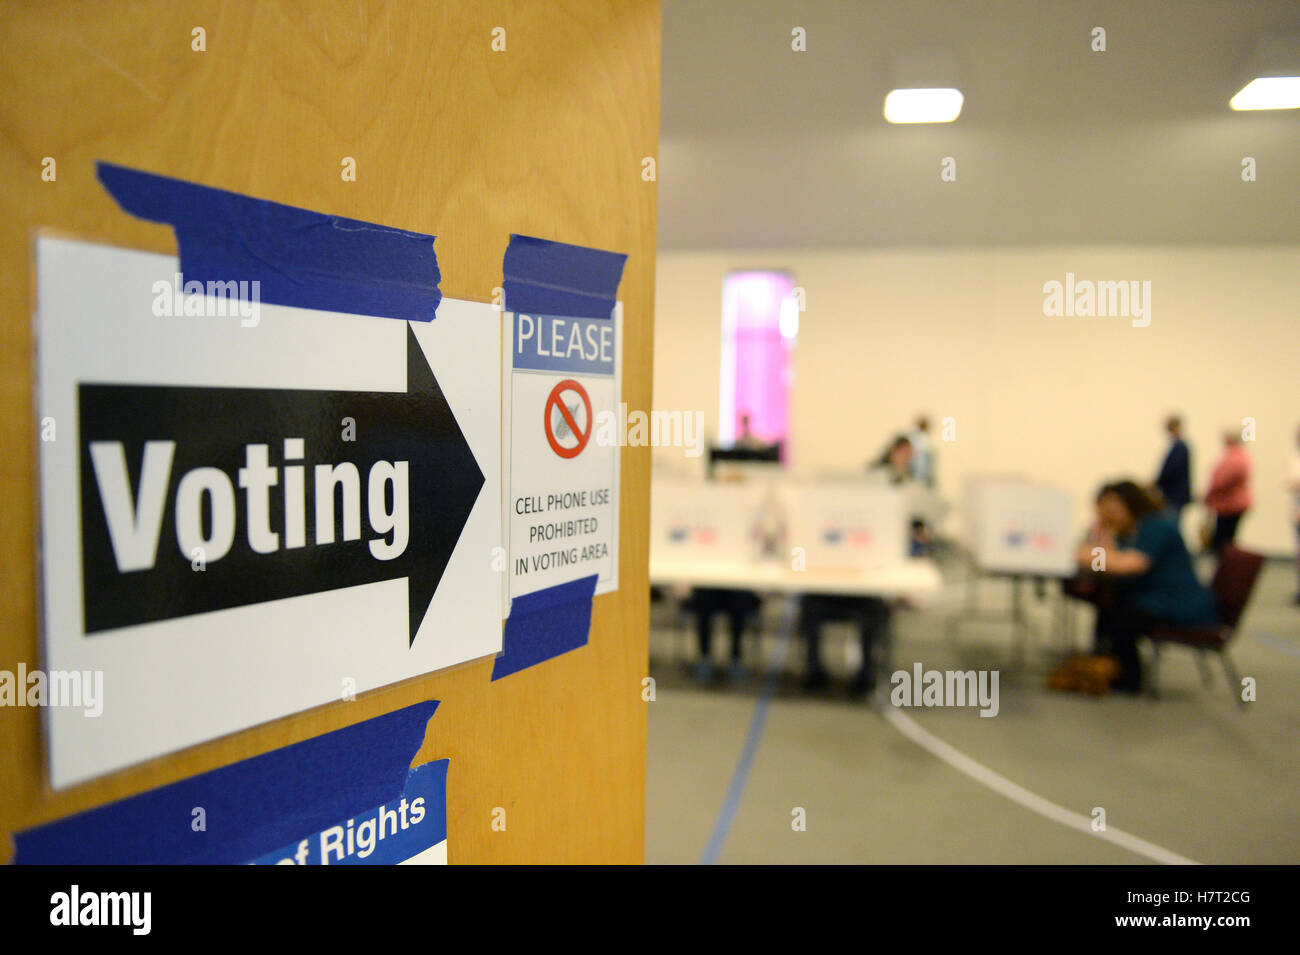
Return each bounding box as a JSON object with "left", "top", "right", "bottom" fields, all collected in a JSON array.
[
  {"left": 883, "top": 88, "right": 964, "bottom": 124},
  {"left": 1230, "top": 75, "right": 1300, "bottom": 110}
]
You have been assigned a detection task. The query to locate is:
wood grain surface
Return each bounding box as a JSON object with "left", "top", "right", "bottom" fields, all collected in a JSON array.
[{"left": 0, "top": 0, "right": 659, "bottom": 864}]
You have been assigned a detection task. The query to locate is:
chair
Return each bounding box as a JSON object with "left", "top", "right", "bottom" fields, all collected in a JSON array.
[{"left": 1145, "top": 546, "right": 1264, "bottom": 705}]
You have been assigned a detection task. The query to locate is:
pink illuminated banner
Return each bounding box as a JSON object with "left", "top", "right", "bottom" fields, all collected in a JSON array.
[{"left": 720, "top": 270, "right": 795, "bottom": 455}]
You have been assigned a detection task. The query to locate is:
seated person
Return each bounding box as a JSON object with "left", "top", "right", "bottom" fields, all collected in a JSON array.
[
  {"left": 800, "top": 594, "right": 889, "bottom": 698},
  {"left": 685, "top": 587, "right": 761, "bottom": 681},
  {"left": 1073, "top": 480, "right": 1217, "bottom": 693},
  {"left": 734, "top": 413, "right": 767, "bottom": 451},
  {"left": 868, "top": 434, "right": 915, "bottom": 486},
  {"left": 910, "top": 518, "right": 933, "bottom": 558},
  {"left": 867, "top": 436, "right": 936, "bottom": 555}
]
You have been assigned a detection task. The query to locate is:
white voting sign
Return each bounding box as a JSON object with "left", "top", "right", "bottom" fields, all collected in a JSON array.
[
  {"left": 34, "top": 238, "right": 503, "bottom": 788},
  {"left": 968, "top": 479, "right": 1075, "bottom": 576},
  {"left": 650, "top": 478, "right": 764, "bottom": 563},
  {"left": 784, "top": 481, "right": 908, "bottom": 570},
  {"left": 505, "top": 308, "right": 621, "bottom": 603}
]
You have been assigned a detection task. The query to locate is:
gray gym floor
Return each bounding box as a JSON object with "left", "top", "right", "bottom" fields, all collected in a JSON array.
[{"left": 646, "top": 559, "right": 1300, "bottom": 864}]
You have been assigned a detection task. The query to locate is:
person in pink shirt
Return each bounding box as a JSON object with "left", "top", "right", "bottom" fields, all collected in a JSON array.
[{"left": 1204, "top": 431, "right": 1252, "bottom": 553}]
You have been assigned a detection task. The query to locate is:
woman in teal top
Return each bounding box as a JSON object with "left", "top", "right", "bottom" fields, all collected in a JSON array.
[{"left": 1075, "top": 480, "right": 1217, "bottom": 692}]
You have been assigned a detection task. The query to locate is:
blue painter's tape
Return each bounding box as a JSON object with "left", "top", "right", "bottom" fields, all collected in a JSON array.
[
  {"left": 14, "top": 701, "right": 438, "bottom": 864},
  {"left": 250, "top": 760, "right": 448, "bottom": 865},
  {"left": 96, "top": 162, "right": 442, "bottom": 322},
  {"left": 503, "top": 234, "right": 627, "bottom": 319},
  {"left": 492, "top": 575, "right": 598, "bottom": 681}
]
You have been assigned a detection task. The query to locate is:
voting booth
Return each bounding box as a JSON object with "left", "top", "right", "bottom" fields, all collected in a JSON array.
[
  {"left": 650, "top": 477, "right": 767, "bottom": 563},
  {"left": 965, "top": 478, "right": 1075, "bottom": 577},
  {"left": 783, "top": 480, "right": 909, "bottom": 571},
  {"left": 0, "top": 1, "right": 660, "bottom": 864}
]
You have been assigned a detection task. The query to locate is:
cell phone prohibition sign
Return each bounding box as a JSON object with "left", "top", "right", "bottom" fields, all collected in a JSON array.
[{"left": 544, "top": 378, "right": 593, "bottom": 459}]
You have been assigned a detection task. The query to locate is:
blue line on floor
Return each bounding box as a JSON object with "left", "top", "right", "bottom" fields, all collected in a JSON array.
[{"left": 699, "top": 605, "right": 794, "bottom": 865}]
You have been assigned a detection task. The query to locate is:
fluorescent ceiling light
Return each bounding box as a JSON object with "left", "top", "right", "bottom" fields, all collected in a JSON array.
[
  {"left": 883, "top": 88, "right": 963, "bottom": 124},
  {"left": 1230, "top": 76, "right": 1300, "bottom": 110}
]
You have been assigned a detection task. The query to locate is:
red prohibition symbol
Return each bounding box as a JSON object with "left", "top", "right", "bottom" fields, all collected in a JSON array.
[{"left": 544, "top": 379, "right": 593, "bottom": 459}]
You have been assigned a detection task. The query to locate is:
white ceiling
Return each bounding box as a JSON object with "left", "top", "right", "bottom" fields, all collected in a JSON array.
[{"left": 659, "top": 0, "right": 1300, "bottom": 249}]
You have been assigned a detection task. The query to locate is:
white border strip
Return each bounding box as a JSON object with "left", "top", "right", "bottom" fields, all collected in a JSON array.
[{"left": 882, "top": 707, "right": 1199, "bottom": 865}]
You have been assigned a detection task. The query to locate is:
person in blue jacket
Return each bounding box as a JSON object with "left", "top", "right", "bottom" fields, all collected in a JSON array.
[
  {"left": 1075, "top": 479, "right": 1217, "bottom": 693},
  {"left": 1154, "top": 415, "right": 1192, "bottom": 518}
]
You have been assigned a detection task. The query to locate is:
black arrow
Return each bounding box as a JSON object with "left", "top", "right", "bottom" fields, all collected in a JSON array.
[{"left": 77, "top": 324, "right": 484, "bottom": 646}]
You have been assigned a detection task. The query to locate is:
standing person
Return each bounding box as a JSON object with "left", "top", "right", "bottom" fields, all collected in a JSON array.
[
  {"left": 1204, "top": 431, "right": 1253, "bottom": 553},
  {"left": 1288, "top": 426, "right": 1300, "bottom": 604},
  {"left": 1075, "top": 480, "right": 1217, "bottom": 693},
  {"left": 1154, "top": 414, "right": 1191, "bottom": 520},
  {"left": 907, "top": 415, "right": 934, "bottom": 488}
]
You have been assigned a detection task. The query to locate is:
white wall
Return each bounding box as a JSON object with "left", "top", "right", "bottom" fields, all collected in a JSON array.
[{"left": 653, "top": 246, "right": 1300, "bottom": 555}]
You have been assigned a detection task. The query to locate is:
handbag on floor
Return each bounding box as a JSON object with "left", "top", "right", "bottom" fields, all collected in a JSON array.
[
  {"left": 1198, "top": 513, "right": 1215, "bottom": 551},
  {"left": 1047, "top": 654, "right": 1121, "bottom": 695}
]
